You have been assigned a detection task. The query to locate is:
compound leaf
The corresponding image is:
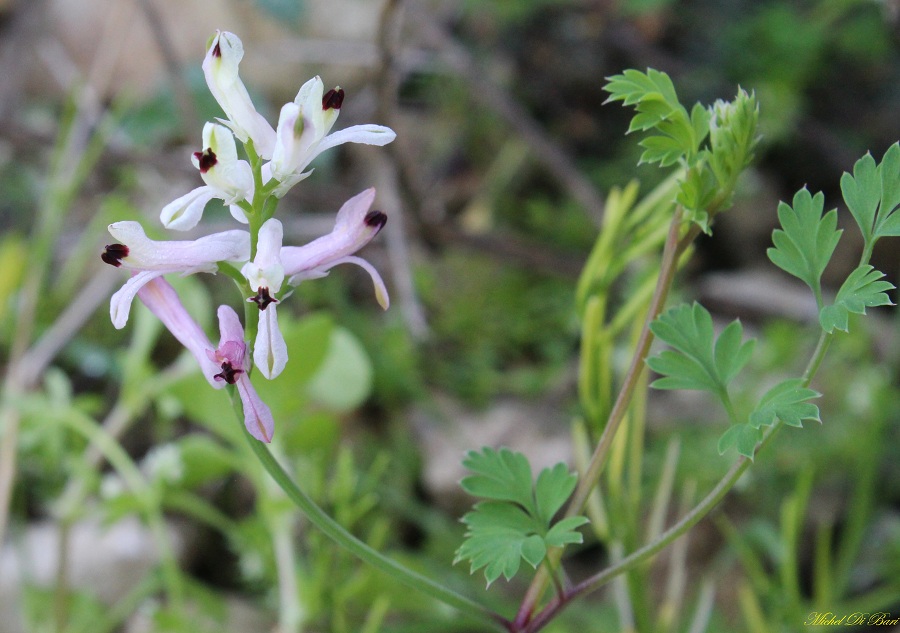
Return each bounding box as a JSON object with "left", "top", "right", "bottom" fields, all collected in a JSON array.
[
  {"left": 767, "top": 188, "right": 841, "bottom": 297},
  {"left": 456, "top": 449, "right": 587, "bottom": 586},
  {"left": 749, "top": 379, "right": 821, "bottom": 429},
  {"left": 604, "top": 68, "right": 679, "bottom": 109},
  {"left": 819, "top": 265, "right": 895, "bottom": 333}
]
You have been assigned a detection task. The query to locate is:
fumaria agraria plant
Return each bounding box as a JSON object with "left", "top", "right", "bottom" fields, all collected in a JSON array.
[{"left": 100, "top": 35, "right": 898, "bottom": 633}]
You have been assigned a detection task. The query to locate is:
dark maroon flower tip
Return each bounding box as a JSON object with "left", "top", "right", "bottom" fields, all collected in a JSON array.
[
  {"left": 193, "top": 148, "right": 218, "bottom": 173},
  {"left": 322, "top": 87, "right": 345, "bottom": 111},
  {"left": 364, "top": 210, "right": 387, "bottom": 231},
  {"left": 213, "top": 361, "right": 242, "bottom": 384},
  {"left": 101, "top": 243, "right": 129, "bottom": 267},
  {"left": 212, "top": 42, "right": 222, "bottom": 58},
  {"left": 249, "top": 287, "right": 278, "bottom": 311}
]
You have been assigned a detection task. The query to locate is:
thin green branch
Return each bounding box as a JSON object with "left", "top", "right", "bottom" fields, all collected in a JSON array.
[
  {"left": 515, "top": 207, "right": 686, "bottom": 627},
  {"left": 230, "top": 389, "right": 508, "bottom": 631}
]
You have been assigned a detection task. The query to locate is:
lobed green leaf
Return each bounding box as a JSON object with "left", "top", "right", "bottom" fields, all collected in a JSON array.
[
  {"left": 717, "top": 424, "right": 761, "bottom": 459},
  {"left": 604, "top": 68, "right": 679, "bottom": 108},
  {"left": 749, "top": 379, "right": 821, "bottom": 429},
  {"left": 544, "top": 516, "right": 590, "bottom": 548},
  {"left": 841, "top": 142, "right": 900, "bottom": 246},
  {"left": 534, "top": 462, "right": 579, "bottom": 525},
  {"left": 767, "top": 188, "right": 841, "bottom": 299},
  {"left": 604, "top": 68, "right": 701, "bottom": 167},
  {"left": 455, "top": 502, "right": 545, "bottom": 586},
  {"left": 455, "top": 449, "right": 588, "bottom": 585},
  {"left": 648, "top": 303, "right": 754, "bottom": 398},
  {"left": 819, "top": 265, "right": 895, "bottom": 333},
  {"left": 460, "top": 447, "right": 535, "bottom": 513}
]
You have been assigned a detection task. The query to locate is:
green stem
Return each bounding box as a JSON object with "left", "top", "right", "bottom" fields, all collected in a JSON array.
[
  {"left": 802, "top": 332, "right": 831, "bottom": 385},
  {"left": 228, "top": 389, "right": 507, "bottom": 631},
  {"left": 719, "top": 389, "right": 739, "bottom": 426},
  {"left": 515, "top": 208, "right": 686, "bottom": 627}
]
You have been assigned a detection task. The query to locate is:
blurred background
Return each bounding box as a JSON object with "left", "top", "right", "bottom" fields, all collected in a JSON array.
[{"left": 0, "top": 0, "right": 898, "bottom": 631}]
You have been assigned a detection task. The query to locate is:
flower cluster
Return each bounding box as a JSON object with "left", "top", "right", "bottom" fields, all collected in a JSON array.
[{"left": 102, "top": 31, "right": 395, "bottom": 442}]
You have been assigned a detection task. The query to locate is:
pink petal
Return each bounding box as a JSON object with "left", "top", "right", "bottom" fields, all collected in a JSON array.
[
  {"left": 136, "top": 277, "right": 221, "bottom": 387},
  {"left": 236, "top": 374, "right": 274, "bottom": 442},
  {"left": 280, "top": 188, "right": 384, "bottom": 275}
]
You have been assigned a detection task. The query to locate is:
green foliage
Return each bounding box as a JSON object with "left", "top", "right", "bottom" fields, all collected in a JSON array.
[
  {"left": 767, "top": 188, "right": 841, "bottom": 304},
  {"left": 604, "top": 69, "right": 708, "bottom": 167},
  {"left": 819, "top": 265, "right": 895, "bottom": 333},
  {"left": 422, "top": 252, "right": 575, "bottom": 403},
  {"left": 707, "top": 89, "right": 760, "bottom": 190},
  {"left": 648, "top": 302, "right": 754, "bottom": 401},
  {"left": 455, "top": 447, "right": 588, "bottom": 586},
  {"left": 840, "top": 142, "right": 900, "bottom": 251},
  {"left": 675, "top": 164, "right": 718, "bottom": 232},
  {"left": 749, "top": 380, "right": 820, "bottom": 430},
  {"left": 716, "top": 423, "right": 761, "bottom": 460},
  {"left": 717, "top": 375, "right": 822, "bottom": 459},
  {"left": 605, "top": 70, "right": 758, "bottom": 233}
]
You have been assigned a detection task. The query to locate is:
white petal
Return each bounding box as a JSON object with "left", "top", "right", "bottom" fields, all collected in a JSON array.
[
  {"left": 202, "top": 121, "right": 239, "bottom": 164},
  {"left": 312, "top": 124, "right": 396, "bottom": 158},
  {"left": 253, "top": 304, "right": 288, "bottom": 379},
  {"left": 202, "top": 31, "right": 276, "bottom": 158},
  {"left": 289, "top": 255, "right": 390, "bottom": 310},
  {"left": 216, "top": 305, "right": 246, "bottom": 360},
  {"left": 229, "top": 204, "right": 249, "bottom": 224},
  {"left": 294, "top": 76, "right": 327, "bottom": 135},
  {"left": 195, "top": 124, "right": 254, "bottom": 204},
  {"left": 204, "top": 158, "right": 254, "bottom": 205},
  {"left": 110, "top": 270, "right": 164, "bottom": 329},
  {"left": 107, "top": 222, "right": 250, "bottom": 272},
  {"left": 271, "top": 102, "right": 304, "bottom": 181},
  {"left": 160, "top": 186, "right": 217, "bottom": 231},
  {"left": 242, "top": 219, "right": 285, "bottom": 292}
]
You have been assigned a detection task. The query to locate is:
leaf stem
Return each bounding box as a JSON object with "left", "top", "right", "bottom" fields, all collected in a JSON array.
[{"left": 229, "top": 390, "right": 508, "bottom": 631}]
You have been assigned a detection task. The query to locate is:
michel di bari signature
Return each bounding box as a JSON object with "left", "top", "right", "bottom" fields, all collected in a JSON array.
[{"left": 806, "top": 612, "right": 899, "bottom": 626}]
